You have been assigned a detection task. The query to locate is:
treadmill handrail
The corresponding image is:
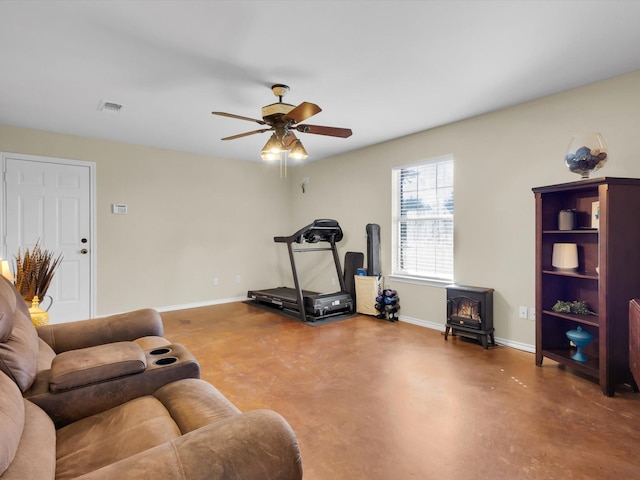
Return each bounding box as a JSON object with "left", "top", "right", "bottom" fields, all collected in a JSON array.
[{"left": 292, "top": 247, "right": 333, "bottom": 253}]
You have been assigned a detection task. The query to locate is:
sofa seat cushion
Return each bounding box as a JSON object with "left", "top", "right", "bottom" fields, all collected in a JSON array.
[
  {"left": 49, "top": 341, "right": 146, "bottom": 392},
  {"left": 76, "top": 410, "right": 303, "bottom": 480},
  {"left": 153, "top": 378, "right": 241, "bottom": 433},
  {"left": 55, "top": 395, "right": 182, "bottom": 480}
]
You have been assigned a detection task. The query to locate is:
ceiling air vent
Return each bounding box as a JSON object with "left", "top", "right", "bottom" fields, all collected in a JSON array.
[{"left": 97, "top": 100, "right": 123, "bottom": 113}]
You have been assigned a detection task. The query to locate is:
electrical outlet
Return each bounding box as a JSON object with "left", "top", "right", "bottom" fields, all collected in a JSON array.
[
  {"left": 235, "top": 275, "right": 241, "bottom": 283},
  {"left": 519, "top": 306, "right": 528, "bottom": 319},
  {"left": 528, "top": 307, "right": 536, "bottom": 321},
  {"left": 213, "top": 277, "right": 219, "bottom": 286}
]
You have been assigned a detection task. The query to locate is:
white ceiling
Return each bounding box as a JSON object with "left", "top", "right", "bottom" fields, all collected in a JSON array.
[{"left": 2, "top": 1, "right": 640, "bottom": 163}]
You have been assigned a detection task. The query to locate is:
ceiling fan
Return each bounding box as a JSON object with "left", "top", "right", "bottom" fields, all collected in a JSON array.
[{"left": 212, "top": 84, "right": 352, "bottom": 161}]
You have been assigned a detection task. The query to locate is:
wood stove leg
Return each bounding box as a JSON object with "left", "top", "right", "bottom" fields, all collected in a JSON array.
[
  {"left": 480, "top": 334, "right": 488, "bottom": 349},
  {"left": 444, "top": 325, "right": 450, "bottom": 340}
]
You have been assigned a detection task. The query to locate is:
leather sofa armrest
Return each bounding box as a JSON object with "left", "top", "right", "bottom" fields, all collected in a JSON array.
[
  {"left": 49, "top": 342, "right": 146, "bottom": 392},
  {"left": 75, "top": 410, "right": 303, "bottom": 480},
  {"left": 25, "top": 344, "right": 200, "bottom": 428},
  {"left": 36, "top": 309, "right": 164, "bottom": 353}
]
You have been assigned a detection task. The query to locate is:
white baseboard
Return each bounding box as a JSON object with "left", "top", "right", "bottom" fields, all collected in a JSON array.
[
  {"left": 398, "top": 315, "right": 535, "bottom": 353},
  {"left": 154, "top": 296, "right": 247, "bottom": 313},
  {"left": 492, "top": 337, "right": 535, "bottom": 353},
  {"left": 399, "top": 315, "right": 444, "bottom": 331}
]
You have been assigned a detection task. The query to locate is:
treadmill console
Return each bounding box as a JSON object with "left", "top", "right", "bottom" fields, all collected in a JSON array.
[{"left": 275, "top": 219, "right": 344, "bottom": 244}]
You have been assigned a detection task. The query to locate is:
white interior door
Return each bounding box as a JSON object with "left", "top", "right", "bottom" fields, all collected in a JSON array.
[{"left": 2, "top": 153, "right": 95, "bottom": 322}]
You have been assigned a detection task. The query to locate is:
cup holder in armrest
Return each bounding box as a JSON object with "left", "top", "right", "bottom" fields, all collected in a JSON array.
[
  {"left": 154, "top": 357, "right": 178, "bottom": 366},
  {"left": 149, "top": 347, "right": 172, "bottom": 356},
  {"left": 144, "top": 344, "right": 198, "bottom": 373}
]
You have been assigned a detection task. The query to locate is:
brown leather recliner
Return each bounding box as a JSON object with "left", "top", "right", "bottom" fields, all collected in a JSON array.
[
  {"left": 0, "top": 276, "right": 199, "bottom": 426},
  {"left": 0, "top": 371, "right": 303, "bottom": 479},
  {"left": 0, "top": 277, "right": 303, "bottom": 479}
]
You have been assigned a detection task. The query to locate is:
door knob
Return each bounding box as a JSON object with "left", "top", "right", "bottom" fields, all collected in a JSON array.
[{"left": 81, "top": 249, "right": 88, "bottom": 254}]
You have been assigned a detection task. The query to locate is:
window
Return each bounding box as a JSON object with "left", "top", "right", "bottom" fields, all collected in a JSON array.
[{"left": 392, "top": 155, "right": 454, "bottom": 283}]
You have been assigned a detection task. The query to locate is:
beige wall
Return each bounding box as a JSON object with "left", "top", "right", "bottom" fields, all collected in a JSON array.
[
  {"left": 0, "top": 127, "right": 292, "bottom": 314},
  {"left": 289, "top": 70, "right": 640, "bottom": 349},
  {"left": 2, "top": 70, "right": 640, "bottom": 348}
]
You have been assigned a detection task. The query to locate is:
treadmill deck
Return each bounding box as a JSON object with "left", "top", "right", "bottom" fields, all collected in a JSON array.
[{"left": 247, "top": 287, "right": 353, "bottom": 322}]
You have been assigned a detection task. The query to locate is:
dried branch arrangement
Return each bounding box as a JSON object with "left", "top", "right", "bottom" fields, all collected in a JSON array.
[{"left": 14, "top": 240, "right": 63, "bottom": 302}]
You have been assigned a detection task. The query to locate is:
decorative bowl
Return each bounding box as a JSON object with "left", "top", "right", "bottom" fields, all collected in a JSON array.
[{"left": 565, "top": 132, "right": 607, "bottom": 179}]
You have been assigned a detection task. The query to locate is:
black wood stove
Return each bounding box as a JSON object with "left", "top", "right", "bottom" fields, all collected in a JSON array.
[{"left": 444, "top": 285, "right": 495, "bottom": 349}]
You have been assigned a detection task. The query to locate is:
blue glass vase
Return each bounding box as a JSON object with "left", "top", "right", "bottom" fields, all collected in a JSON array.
[{"left": 566, "top": 326, "right": 594, "bottom": 362}]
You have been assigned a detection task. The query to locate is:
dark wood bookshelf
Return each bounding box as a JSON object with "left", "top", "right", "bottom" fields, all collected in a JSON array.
[
  {"left": 541, "top": 310, "right": 600, "bottom": 327},
  {"left": 533, "top": 177, "right": 640, "bottom": 396}
]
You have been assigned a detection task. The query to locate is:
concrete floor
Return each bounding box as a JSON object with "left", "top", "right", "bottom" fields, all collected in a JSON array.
[{"left": 160, "top": 302, "right": 640, "bottom": 480}]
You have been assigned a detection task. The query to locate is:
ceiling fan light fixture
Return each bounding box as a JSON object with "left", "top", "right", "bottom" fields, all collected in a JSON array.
[
  {"left": 214, "top": 84, "right": 351, "bottom": 171},
  {"left": 289, "top": 139, "right": 308, "bottom": 160},
  {"left": 261, "top": 151, "right": 280, "bottom": 161},
  {"left": 261, "top": 134, "right": 284, "bottom": 161}
]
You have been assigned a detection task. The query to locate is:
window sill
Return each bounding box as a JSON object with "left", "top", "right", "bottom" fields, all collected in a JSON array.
[{"left": 388, "top": 274, "right": 451, "bottom": 288}]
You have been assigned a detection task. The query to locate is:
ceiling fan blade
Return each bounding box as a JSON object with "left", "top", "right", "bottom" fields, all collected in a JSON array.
[
  {"left": 221, "top": 128, "right": 272, "bottom": 140},
  {"left": 212, "top": 111, "right": 266, "bottom": 125},
  {"left": 282, "top": 102, "right": 321, "bottom": 124},
  {"left": 296, "top": 124, "right": 353, "bottom": 138}
]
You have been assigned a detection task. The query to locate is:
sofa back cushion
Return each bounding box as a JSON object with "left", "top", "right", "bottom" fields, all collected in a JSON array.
[
  {"left": 0, "top": 370, "right": 56, "bottom": 479},
  {"left": 0, "top": 371, "right": 25, "bottom": 475},
  {"left": 0, "top": 277, "right": 39, "bottom": 392},
  {"left": 0, "top": 297, "right": 13, "bottom": 344}
]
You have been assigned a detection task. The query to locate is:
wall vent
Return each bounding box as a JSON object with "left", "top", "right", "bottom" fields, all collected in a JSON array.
[{"left": 97, "top": 100, "right": 123, "bottom": 113}]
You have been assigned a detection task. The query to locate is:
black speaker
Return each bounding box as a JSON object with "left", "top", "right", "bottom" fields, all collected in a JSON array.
[{"left": 366, "top": 223, "right": 381, "bottom": 276}]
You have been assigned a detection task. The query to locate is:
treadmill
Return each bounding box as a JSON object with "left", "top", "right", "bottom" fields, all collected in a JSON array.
[{"left": 247, "top": 219, "right": 354, "bottom": 322}]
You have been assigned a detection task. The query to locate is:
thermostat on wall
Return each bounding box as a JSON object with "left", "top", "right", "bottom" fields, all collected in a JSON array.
[{"left": 112, "top": 204, "right": 128, "bottom": 214}]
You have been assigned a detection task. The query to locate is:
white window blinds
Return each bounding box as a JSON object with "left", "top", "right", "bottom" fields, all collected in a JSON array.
[{"left": 392, "top": 156, "right": 454, "bottom": 282}]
